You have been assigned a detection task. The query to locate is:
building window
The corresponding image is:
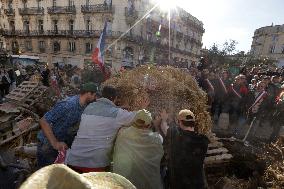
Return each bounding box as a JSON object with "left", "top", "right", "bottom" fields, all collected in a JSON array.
[
  {"left": 272, "top": 35, "right": 278, "bottom": 42},
  {"left": 24, "top": 21, "right": 30, "bottom": 34},
  {"left": 53, "top": 42, "right": 60, "bottom": 53},
  {"left": 107, "top": 20, "right": 112, "bottom": 35},
  {"left": 53, "top": 20, "right": 58, "bottom": 33},
  {"left": 12, "top": 41, "right": 19, "bottom": 54},
  {"left": 270, "top": 45, "right": 276, "bottom": 54},
  {"left": 8, "top": 0, "right": 13, "bottom": 9},
  {"left": 25, "top": 41, "right": 32, "bottom": 51},
  {"left": 69, "top": 42, "right": 76, "bottom": 52},
  {"left": 23, "top": 0, "right": 27, "bottom": 8},
  {"left": 127, "top": 0, "right": 135, "bottom": 14},
  {"left": 122, "top": 47, "right": 134, "bottom": 67},
  {"left": 38, "top": 20, "right": 44, "bottom": 33},
  {"left": 69, "top": 0, "right": 75, "bottom": 6},
  {"left": 37, "top": 0, "right": 43, "bottom": 8},
  {"left": 52, "top": 0, "right": 56, "bottom": 7},
  {"left": 10, "top": 21, "right": 15, "bottom": 32},
  {"left": 86, "top": 19, "right": 91, "bottom": 31},
  {"left": 69, "top": 20, "right": 74, "bottom": 32},
  {"left": 0, "top": 42, "right": 3, "bottom": 49},
  {"left": 85, "top": 43, "right": 93, "bottom": 54},
  {"left": 12, "top": 41, "right": 18, "bottom": 49},
  {"left": 39, "top": 41, "right": 45, "bottom": 52},
  {"left": 282, "top": 45, "right": 284, "bottom": 54}
]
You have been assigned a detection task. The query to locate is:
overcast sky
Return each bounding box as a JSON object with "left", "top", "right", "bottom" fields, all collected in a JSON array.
[{"left": 177, "top": 0, "right": 284, "bottom": 52}]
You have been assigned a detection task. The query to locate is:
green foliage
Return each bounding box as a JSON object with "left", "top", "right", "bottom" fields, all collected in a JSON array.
[{"left": 206, "top": 39, "right": 243, "bottom": 67}]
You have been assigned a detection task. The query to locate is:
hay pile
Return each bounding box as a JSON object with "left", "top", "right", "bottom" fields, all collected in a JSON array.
[
  {"left": 263, "top": 139, "right": 284, "bottom": 188},
  {"left": 104, "top": 66, "right": 212, "bottom": 134}
]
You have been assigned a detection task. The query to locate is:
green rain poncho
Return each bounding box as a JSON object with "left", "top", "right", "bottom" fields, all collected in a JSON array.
[{"left": 113, "top": 126, "right": 164, "bottom": 189}]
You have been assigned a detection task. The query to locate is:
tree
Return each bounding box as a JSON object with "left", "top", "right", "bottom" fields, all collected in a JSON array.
[
  {"left": 206, "top": 39, "right": 241, "bottom": 66},
  {"left": 221, "top": 40, "right": 238, "bottom": 55}
]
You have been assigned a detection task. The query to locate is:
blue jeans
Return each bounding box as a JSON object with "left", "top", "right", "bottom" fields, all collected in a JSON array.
[{"left": 37, "top": 142, "right": 58, "bottom": 169}]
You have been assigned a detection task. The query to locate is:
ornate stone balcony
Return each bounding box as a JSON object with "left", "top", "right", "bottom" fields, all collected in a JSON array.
[
  {"left": 1, "top": 29, "right": 17, "bottom": 36},
  {"left": 4, "top": 9, "right": 15, "bottom": 16},
  {"left": 19, "top": 7, "right": 44, "bottom": 15},
  {"left": 2, "top": 29, "right": 197, "bottom": 57},
  {"left": 81, "top": 4, "right": 114, "bottom": 14},
  {"left": 47, "top": 6, "right": 76, "bottom": 14}
]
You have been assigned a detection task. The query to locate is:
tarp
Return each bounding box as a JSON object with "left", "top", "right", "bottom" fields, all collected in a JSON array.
[{"left": 112, "top": 127, "right": 163, "bottom": 189}]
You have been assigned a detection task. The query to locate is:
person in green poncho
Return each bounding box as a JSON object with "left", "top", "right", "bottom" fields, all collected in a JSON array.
[{"left": 112, "top": 109, "right": 164, "bottom": 189}]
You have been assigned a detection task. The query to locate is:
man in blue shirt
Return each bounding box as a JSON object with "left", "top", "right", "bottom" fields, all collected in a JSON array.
[{"left": 37, "top": 82, "right": 98, "bottom": 168}]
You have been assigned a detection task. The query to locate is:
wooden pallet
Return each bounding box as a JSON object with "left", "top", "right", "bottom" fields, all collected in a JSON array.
[
  {"left": 21, "top": 86, "right": 48, "bottom": 108},
  {"left": 6, "top": 81, "right": 39, "bottom": 101},
  {"left": 0, "top": 123, "right": 39, "bottom": 146},
  {"left": 205, "top": 133, "right": 233, "bottom": 166}
]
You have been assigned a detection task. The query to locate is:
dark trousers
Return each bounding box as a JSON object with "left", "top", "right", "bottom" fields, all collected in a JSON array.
[
  {"left": 0, "top": 84, "right": 4, "bottom": 98},
  {"left": 2, "top": 84, "right": 10, "bottom": 95},
  {"left": 37, "top": 142, "right": 58, "bottom": 169}
]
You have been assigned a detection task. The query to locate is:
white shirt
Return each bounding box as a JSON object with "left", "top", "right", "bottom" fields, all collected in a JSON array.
[{"left": 66, "top": 98, "right": 136, "bottom": 168}]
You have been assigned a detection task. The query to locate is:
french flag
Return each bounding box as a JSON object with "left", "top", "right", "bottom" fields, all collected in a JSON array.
[{"left": 92, "top": 22, "right": 107, "bottom": 70}]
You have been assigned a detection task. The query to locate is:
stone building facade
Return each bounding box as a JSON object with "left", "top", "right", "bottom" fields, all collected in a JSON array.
[
  {"left": 0, "top": 0, "right": 204, "bottom": 70},
  {"left": 251, "top": 24, "right": 284, "bottom": 67},
  {"left": 0, "top": 3, "right": 5, "bottom": 51}
]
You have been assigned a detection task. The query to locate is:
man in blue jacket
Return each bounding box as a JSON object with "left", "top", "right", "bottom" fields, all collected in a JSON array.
[{"left": 37, "top": 82, "right": 98, "bottom": 168}]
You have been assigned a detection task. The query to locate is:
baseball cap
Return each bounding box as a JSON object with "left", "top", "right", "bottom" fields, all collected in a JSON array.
[
  {"left": 133, "top": 109, "right": 152, "bottom": 127},
  {"left": 81, "top": 82, "right": 99, "bottom": 93},
  {"left": 20, "top": 164, "right": 136, "bottom": 189},
  {"left": 178, "top": 109, "right": 195, "bottom": 122}
]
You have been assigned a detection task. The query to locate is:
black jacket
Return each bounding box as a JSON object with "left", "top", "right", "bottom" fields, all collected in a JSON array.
[{"left": 164, "top": 126, "right": 209, "bottom": 189}]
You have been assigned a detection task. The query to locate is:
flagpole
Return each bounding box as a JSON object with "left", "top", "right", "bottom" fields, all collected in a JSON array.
[{"left": 168, "top": 9, "right": 171, "bottom": 65}]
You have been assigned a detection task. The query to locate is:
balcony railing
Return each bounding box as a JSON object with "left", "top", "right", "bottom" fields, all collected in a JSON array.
[
  {"left": 19, "top": 7, "right": 44, "bottom": 15},
  {"left": 47, "top": 6, "right": 76, "bottom": 14},
  {"left": 2, "top": 30, "right": 43, "bottom": 36},
  {"left": 1, "top": 29, "right": 198, "bottom": 56},
  {"left": 39, "top": 47, "right": 45, "bottom": 53},
  {"left": 47, "top": 30, "right": 103, "bottom": 37},
  {"left": 2, "top": 30, "right": 17, "bottom": 36},
  {"left": 4, "top": 9, "right": 15, "bottom": 16},
  {"left": 81, "top": 4, "right": 114, "bottom": 13}
]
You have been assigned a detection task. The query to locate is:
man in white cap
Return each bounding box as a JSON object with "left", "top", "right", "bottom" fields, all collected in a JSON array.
[
  {"left": 113, "top": 109, "right": 163, "bottom": 189},
  {"left": 164, "top": 109, "right": 209, "bottom": 189}
]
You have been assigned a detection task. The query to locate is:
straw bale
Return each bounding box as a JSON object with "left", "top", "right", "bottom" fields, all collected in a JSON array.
[{"left": 104, "top": 66, "right": 212, "bottom": 134}]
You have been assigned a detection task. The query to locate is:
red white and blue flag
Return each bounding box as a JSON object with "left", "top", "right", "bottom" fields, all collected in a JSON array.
[{"left": 92, "top": 22, "right": 107, "bottom": 70}]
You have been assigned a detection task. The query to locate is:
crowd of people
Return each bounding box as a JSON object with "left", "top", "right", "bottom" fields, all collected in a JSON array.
[
  {"left": 2, "top": 57, "right": 284, "bottom": 188},
  {"left": 0, "top": 63, "right": 83, "bottom": 102},
  {"left": 191, "top": 57, "right": 284, "bottom": 143}
]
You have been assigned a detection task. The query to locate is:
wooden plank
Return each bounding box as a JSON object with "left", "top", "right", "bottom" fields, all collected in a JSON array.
[
  {"left": 208, "top": 142, "right": 224, "bottom": 148},
  {"left": 207, "top": 147, "right": 228, "bottom": 155},
  {"left": 205, "top": 154, "right": 233, "bottom": 165},
  {"left": 0, "top": 123, "right": 39, "bottom": 146}
]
